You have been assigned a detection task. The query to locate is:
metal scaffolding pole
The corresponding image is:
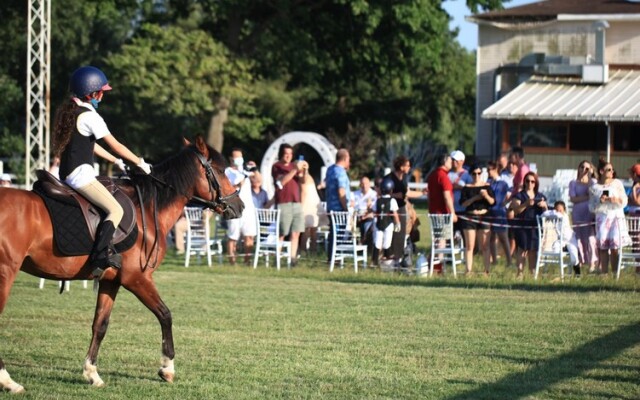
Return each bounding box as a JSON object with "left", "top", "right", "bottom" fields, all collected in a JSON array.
[{"left": 25, "top": 0, "right": 51, "bottom": 188}]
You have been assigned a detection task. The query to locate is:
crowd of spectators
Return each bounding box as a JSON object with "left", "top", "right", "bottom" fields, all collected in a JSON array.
[
  {"left": 167, "top": 140, "right": 639, "bottom": 279},
  {"left": 426, "top": 146, "right": 638, "bottom": 278}
]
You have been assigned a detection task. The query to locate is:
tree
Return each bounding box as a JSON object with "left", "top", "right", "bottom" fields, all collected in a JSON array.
[
  {"left": 0, "top": 0, "right": 506, "bottom": 176},
  {"left": 185, "top": 0, "right": 487, "bottom": 173},
  {"left": 105, "top": 24, "right": 265, "bottom": 158}
]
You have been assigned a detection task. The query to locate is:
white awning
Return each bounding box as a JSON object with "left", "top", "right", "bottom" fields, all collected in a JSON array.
[{"left": 482, "top": 69, "right": 640, "bottom": 122}]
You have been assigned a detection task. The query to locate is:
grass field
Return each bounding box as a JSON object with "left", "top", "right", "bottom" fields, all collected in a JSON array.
[{"left": 1, "top": 250, "right": 639, "bottom": 399}]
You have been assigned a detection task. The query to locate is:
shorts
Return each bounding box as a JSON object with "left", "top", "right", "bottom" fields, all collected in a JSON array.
[
  {"left": 278, "top": 202, "right": 305, "bottom": 236},
  {"left": 226, "top": 208, "right": 257, "bottom": 240},
  {"left": 374, "top": 224, "right": 394, "bottom": 250},
  {"left": 460, "top": 214, "right": 490, "bottom": 230}
]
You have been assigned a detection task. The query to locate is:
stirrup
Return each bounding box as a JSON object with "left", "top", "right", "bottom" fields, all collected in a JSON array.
[
  {"left": 91, "top": 253, "right": 122, "bottom": 280},
  {"left": 108, "top": 252, "right": 122, "bottom": 269},
  {"left": 92, "top": 267, "right": 104, "bottom": 280}
]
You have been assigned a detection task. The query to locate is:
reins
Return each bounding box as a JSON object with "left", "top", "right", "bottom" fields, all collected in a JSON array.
[
  {"left": 133, "top": 183, "right": 160, "bottom": 271},
  {"left": 129, "top": 148, "right": 239, "bottom": 271}
]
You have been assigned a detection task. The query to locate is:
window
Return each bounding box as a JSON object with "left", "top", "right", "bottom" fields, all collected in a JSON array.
[
  {"left": 521, "top": 124, "right": 567, "bottom": 148},
  {"left": 505, "top": 122, "right": 640, "bottom": 152},
  {"left": 613, "top": 124, "right": 640, "bottom": 152},
  {"left": 569, "top": 123, "right": 606, "bottom": 151}
]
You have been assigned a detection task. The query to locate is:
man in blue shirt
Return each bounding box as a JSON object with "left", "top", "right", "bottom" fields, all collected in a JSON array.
[
  {"left": 325, "top": 149, "right": 351, "bottom": 262},
  {"left": 325, "top": 149, "right": 351, "bottom": 212}
]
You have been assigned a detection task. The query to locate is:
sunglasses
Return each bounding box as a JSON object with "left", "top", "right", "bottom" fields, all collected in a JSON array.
[
  {"left": 471, "top": 171, "right": 482, "bottom": 176},
  {"left": 580, "top": 165, "right": 590, "bottom": 170},
  {"left": 604, "top": 168, "right": 613, "bottom": 172},
  {"left": 525, "top": 179, "right": 536, "bottom": 183}
]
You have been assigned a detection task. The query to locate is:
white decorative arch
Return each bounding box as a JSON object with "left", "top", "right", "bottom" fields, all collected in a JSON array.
[{"left": 259, "top": 131, "right": 337, "bottom": 197}]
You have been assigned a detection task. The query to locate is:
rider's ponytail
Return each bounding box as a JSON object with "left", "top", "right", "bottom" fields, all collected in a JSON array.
[{"left": 52, "top": 98, "right": 78, "bottom": 157}]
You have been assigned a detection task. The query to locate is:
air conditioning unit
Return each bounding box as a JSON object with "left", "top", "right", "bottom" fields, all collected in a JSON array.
[{"left": 582, "top": 64, "right": 608, "bottom": 83}]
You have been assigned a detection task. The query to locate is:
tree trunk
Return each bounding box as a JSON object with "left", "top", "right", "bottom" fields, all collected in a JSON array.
[{"left": 207, "top": 97, "right": 229, "bottom": 153}]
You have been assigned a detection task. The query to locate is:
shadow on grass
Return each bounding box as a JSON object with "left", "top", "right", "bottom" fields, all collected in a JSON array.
[
  {"left": 326, "top": 274, "right": 640, "bottom": 294},
  {"left": 444, "top": 321, "right": 640, "bottom": 400}
]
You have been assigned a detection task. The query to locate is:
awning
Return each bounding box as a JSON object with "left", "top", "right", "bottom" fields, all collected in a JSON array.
[{"left": 482, "top": 69, "right": 640, "bottom": 122}]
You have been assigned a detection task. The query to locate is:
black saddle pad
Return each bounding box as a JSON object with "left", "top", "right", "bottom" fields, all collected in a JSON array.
[{"left": 33, "top": 181, "right": 138, "bottom": 256}]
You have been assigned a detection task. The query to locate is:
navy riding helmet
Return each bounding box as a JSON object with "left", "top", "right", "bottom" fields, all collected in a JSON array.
[
  {"left": 69, "top": 66, "right": 112, "bottom": 98},
  {"left": 380, "top": 178, "right": 395, "bottom": 195}
]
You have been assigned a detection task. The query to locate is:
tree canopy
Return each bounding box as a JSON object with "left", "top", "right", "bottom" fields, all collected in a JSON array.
[{"left": 0, "top": 0, "right": 505, "bottom": 180}]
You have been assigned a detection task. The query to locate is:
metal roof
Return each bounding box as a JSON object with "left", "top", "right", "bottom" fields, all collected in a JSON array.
[
  {"left": 470, "top": 0, "right": 640, "bottom": 23},
  {"left": 482, "top": 69, "right": 640, "bottom": 122}
]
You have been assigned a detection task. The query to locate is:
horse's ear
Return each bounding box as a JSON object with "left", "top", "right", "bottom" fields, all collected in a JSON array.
[
  {"left": 182, "top": 137, "right": 191, "bottom": 146},
  {"left": 195, "top": 135, "right": 210, "bottom": 158}
]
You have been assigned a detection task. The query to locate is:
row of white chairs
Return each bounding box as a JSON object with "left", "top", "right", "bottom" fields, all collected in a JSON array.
[
  {"left": 184, "top": 207, "right": 367, "bottom": 272},
  {"left": 429, "top": 214, "right": 640, "bottom": 280}
]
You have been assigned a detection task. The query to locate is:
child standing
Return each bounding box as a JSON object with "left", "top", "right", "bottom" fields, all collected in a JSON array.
[{"left": 373, "top": 178, "right": 401, "bottom": 265}]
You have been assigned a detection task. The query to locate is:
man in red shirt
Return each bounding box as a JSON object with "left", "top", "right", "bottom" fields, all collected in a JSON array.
[
  {"left": 427, "top": 153, "right": 457, "bottom": 219},
  {"left": 427, "top": 153, "right": 457, "bottom": 273},
  {"left": 272, "top": 143, "right": 308, "bottom": 265}
]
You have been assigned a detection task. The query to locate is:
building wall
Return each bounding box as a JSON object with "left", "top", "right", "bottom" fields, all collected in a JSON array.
[{"left": 475, "top": 20, "right": 640, "bottom": 161}]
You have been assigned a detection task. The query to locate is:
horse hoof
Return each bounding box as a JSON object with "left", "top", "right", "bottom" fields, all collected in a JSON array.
[
  {"left": 0, "top": 369, "right": 25, "bottom": 394},
  {"left": 90, "top": 379, "right": 106, "bottom": 388},
  {"left": 158, "top": 370, "right": 174, "bottom": 383},
  {"left": 5, "top": 383, "right": 25, "bottom": 394},
  {"left": 82, "top": 360, "right": 105, "bottom": 388}
]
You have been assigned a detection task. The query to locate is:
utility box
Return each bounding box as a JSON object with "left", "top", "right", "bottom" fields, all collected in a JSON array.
[{"left": 582, "top": 64, "right": 609, "bottom": 84}]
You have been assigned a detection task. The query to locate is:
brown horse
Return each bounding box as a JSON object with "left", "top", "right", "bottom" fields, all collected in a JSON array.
[{"left": 0, "top": 136, "right": 243, "bottom": 393}]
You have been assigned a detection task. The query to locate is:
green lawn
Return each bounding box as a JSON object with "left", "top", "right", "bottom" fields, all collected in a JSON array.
[{"left": 1, "top": 255, "right": 639, "bottom": 399}]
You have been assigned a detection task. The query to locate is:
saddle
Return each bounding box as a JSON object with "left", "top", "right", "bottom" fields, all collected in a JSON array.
[{"left": 32, "top": 170, "right": 138, "bottom": 256}]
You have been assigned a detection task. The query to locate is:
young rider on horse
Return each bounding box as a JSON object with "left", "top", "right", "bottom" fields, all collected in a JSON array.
[{"left": 52, "top": 65, "right": 152, "bottom": 279}]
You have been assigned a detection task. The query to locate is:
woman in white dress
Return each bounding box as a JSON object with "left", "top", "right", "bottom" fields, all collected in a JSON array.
[{"left": 589, "top": 161, "right": 630, "bottom": 274}]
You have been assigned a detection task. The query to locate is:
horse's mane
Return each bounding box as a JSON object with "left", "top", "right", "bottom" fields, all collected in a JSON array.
[{"left": 127, "top": 143, "right": 227, "bottom": 211}]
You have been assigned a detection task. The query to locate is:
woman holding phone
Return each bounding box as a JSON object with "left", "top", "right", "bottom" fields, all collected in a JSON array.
[
  {"left": 589, "top": 160, "right": 630, "bottom": 274},
  {"left": 569, "top": 161, "right": 598, "bottom": 273},
  {"left": 510, "top": 172, "right": 548, "bottom": 279}
]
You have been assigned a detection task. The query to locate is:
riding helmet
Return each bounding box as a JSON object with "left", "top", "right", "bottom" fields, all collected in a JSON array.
[
  {"left": 380, "top": 178, "right": 395, "bottom": 195},
  {"left": 69, "top": 66, "right": 112, "bottom": 98}
]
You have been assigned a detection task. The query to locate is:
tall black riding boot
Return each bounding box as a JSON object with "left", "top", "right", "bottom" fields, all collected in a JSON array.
[{"left": 89, "top": 221, "right": 122, "bottom": 278}]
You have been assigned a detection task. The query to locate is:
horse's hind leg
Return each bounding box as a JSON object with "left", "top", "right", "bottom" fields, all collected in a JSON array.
[
  {"left": 83, "top": 280, "right": 121, "bottom": 387},
  {"left": 0, "top": 266, "right": 25, "bottom": 393}
]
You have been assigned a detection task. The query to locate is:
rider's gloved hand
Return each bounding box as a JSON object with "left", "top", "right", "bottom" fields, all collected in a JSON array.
[
  {"left": 137, "top": 158, "right": 152, "bottom": 174},
  {"left": 114, "top": 158, "right": 126, "bottom": 172}
]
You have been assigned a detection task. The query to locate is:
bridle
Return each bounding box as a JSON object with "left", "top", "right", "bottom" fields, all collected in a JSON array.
[
  {"left": 190, "top": 150, "right": 239, "bottom": 212},
  {"left": 132, "top": 148, "right": 239, "bottom": 271}
]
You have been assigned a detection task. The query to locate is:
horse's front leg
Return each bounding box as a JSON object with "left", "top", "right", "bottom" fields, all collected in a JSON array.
[
  {"left": 83, "top": 280, "right": 121, "bottom": 387},
  {"left": 0, "top": 261, "right": 25, "bottom": 393},
  {"left": 126, "top": 278, "right": 175, "bottom": 383}
]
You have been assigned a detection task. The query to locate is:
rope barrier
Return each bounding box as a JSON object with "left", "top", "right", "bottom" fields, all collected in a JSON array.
[
  {"left": 455, "top": 214, "right": 596, "bottom": 229},
  {"left": 352, "top": 211, "right": 596, "bottom": 229}
]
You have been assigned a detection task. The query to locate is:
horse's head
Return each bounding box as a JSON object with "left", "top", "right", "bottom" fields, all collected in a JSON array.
[{"left": 187, "top": 136, "right": 244, "bottom": 220}]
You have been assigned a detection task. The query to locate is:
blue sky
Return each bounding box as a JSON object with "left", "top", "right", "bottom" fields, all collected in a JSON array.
[{"left": 444, "top": 0, "right": 536, "bottom": 50}]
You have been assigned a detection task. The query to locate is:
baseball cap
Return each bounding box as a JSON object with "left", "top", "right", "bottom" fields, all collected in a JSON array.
[
  {"left": 630, "top": 163, "right": 640, "bottom": 176},
  {"left": 0, "top": 173, "right": 11, "bottom": 182},
  {"left": 450, "top": 150, "right": 465, "bottom": 161}
]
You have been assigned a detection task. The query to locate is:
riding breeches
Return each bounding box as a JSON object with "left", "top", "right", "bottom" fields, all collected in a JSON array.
[{"left": 75, "top": 179, "right": 124, "bottom": 227}]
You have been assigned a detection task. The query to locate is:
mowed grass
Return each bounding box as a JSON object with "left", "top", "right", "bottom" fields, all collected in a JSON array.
[{"left": 1, "top": 255, "right": 639, "bottom": 400}]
